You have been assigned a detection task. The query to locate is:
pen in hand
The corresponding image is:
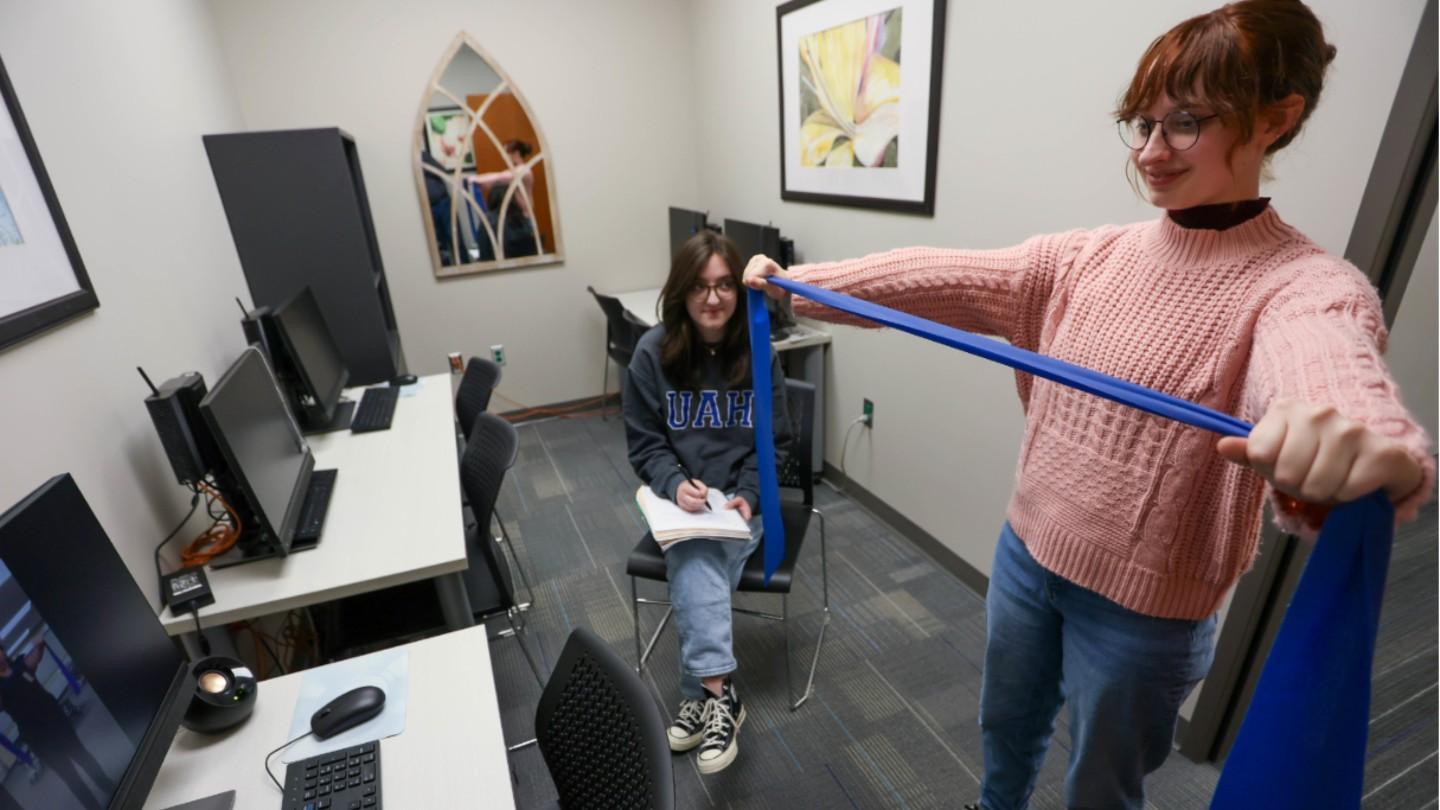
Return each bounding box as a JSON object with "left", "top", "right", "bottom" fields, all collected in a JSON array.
[{"left": 675, "top": 461, "right": 713, "bottom": 512}]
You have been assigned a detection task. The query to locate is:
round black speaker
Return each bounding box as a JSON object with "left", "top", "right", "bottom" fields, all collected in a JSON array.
[{"left": 182, "top": 656, "right": 257, "bottom": 734}]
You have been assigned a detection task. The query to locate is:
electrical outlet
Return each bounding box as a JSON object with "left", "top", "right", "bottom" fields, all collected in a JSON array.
[
  {"left": 862, "top": 398, "right": 874, "bottom": 427},
  {"left": 490, "top": 344, "right": 506, "bottom": 366}
]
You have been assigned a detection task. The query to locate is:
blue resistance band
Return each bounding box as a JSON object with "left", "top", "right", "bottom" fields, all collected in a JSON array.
[{"left": 748, "top": 279, "right": 1392, "bottom": 809}]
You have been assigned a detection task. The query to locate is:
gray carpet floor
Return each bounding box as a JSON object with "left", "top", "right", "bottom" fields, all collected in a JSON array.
[{"left": 480, "top": 410, "right": 1435, "bottom": 809}]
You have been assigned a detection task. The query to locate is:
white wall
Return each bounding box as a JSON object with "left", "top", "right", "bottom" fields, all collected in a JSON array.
[
  {"left": 206, "top": 0, "right": 702, "bottom": 408},
  {"left": 1388, "top": 211, "right": 1439, "bottom": 441},
  {"left": 0, "top": 1, "right": 250, "bottom": 601},
  {"left": 688, "top": 0, "right": 1430, "bottom": 574}
]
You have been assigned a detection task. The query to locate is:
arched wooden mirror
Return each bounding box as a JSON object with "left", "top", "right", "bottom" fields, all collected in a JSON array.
[{"left": 414, "top": 33, "right": 563, "bottom": 276}]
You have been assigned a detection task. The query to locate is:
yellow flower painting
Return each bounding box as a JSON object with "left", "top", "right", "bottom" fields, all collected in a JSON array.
[{"left": 798, "top": 9, "right": 902, "bottom": 168}]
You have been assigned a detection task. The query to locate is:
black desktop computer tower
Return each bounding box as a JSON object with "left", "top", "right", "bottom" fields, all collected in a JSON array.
[{"left": 144, "top": 373, "right": 222, "bottom": 487}]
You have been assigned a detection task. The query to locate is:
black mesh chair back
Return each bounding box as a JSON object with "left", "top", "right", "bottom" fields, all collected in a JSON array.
[
  {"left": 776, "top": 378, "right": 815, "bottom": 506},
  {"left": 460, "top": 412, "right": 521, "bottom": 615},
  {"left": 588, "top": 286, "right": 650, "bottom": 366},
  {"left": 456, "top": 356, "right": 502, "bottom": 441},
  {"left": 536, "top": 627, "right": 675, "bottom": 810}
]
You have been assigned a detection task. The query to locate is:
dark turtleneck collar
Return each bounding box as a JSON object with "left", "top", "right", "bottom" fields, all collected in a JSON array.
[{"left": 1168, "top": 197, "right": 1271, "bottom": 231}]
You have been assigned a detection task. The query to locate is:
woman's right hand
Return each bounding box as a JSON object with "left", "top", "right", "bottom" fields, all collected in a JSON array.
[
  {"left": 675, "top": 479, "right": 709, "bottom": 512},
  {"left": 743, "top": 255, "right": 792, "bottom": 301}
]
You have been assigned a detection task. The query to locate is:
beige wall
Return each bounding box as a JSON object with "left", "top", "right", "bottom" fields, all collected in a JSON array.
[
  {"left": 206, "top": 0, "right": 703, "bottom": 408},
  {"left": 0, "top": 0, "right": 249, "bottom": 601},
  {"left": 687, "top": 0, "right": 1430, "bottom": 575}
]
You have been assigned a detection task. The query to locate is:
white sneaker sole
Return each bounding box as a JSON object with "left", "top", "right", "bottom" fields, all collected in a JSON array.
[
  {"left": 696, "top": 705, "right": 747, "bottom": 775},
  {"left": 668, "top": 728, "right": 704, "bottom": 752}
]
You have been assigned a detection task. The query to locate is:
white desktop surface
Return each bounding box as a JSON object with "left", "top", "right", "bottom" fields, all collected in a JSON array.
[
  {"left": 612, "top": 286, "right": 832, "bottom": 351},
  {"left": 144, "top": 626, "right": 515, "bottom": 809},
  {"left": 159, "top": 373, "right": 466, "bottom": 635}
]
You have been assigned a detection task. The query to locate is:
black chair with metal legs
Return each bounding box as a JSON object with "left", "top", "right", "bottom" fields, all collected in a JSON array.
[
  {"left": 625, "top": 379, "right": 830, "bottom": 711},
  {"left": 460, "top": 412, "right": 543, "bottom": 686},
  {"left": 587, "top": 286, "right": 650, "bottom": 420},
  {"left": 455, "top": 356, "right": 502, "bottom": 443},
  {"left": 519, "top": 627, "right": 675, "bottom": 809}
]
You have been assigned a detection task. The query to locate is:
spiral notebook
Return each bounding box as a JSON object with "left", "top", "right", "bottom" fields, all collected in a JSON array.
[{"left": 635, "top": 486, "right": 751, "bottom": 550}]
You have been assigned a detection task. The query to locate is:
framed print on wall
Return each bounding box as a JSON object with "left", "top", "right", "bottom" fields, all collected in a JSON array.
[
  {"left": 777, "top": 0, "right": 947, "bottom": 215},
  {"left": 0, "top": 53, "right": 97, "bottom": 353},
  {"left": 423, "top": 106, "right": 477, "bottom": 171}
]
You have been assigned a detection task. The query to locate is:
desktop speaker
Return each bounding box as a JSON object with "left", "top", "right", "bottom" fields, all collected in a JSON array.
[
  {"left": 145, "top": 372, "right": 222, "bottom": 486},
  {"left": 182, "top": 656, "right": 258, "bottom": 734}
]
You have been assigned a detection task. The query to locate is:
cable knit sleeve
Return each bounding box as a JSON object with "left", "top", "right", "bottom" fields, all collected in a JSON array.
[
  {"left": 787, "top": 230, "right": 1090, "bottom": 347},
  {"left": 1242, "top": 258, "right": 1435, "bottom": 536}
]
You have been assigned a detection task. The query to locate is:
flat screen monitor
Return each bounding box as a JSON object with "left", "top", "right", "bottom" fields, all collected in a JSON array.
[
  {"left": 0, "top": 474, "right": 191, "bottom": 809},
  {"left": 668, "top": 207, "right": 711, "bottom": 259},
  {"left": 724, "top": 218, "right": 797, "bottom": 332},
  {"left": 271, "top": 288, "right": 351, "bottom": 433},
  {"left": 200, "top": 346, "right": 314, "bottom": 558}
]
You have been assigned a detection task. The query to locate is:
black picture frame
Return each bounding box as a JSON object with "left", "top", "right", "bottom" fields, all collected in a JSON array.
[
  {"left": 776, "top": 0, "right": 948, "bottom": 216},
  {"left": 0, "top": 52, "right": 97, "bottom": 353}
]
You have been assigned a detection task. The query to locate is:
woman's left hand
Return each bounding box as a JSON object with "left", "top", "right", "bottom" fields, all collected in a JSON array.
[
  {"left": 723, "top": 497, "right": 753, "bottom": 521},
  {"left": 1216, "top": 399, "right": 1424, "bottom": 504}
]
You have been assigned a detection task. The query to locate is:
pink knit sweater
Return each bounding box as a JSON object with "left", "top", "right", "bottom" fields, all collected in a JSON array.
[{"left": 790, "top": 207, "right": 1435, "bottom": 620}]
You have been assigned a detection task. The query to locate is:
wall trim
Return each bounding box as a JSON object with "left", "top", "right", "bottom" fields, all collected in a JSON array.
[{"left": 822, "top": 462, "right": 990, "bottom": 599}]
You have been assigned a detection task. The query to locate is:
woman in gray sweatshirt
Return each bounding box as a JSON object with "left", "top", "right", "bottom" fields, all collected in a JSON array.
[{"left": 623, "top": 230, "right": 793, "bottom": 775}]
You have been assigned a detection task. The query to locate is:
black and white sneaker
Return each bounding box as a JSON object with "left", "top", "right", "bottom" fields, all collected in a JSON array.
[
  {"left": 667, "top": 697, "right": 711, "bottom": 752},
  {"left": 696, "top": 678, "right": 745, "bottom": 774}
]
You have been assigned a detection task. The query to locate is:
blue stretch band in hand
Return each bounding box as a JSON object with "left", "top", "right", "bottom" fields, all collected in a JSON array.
[
  {"left": 746, "top": 290, "right": 785, "bottom": 585},
  {"left": 748, "top": 276, "right": 1392, "bottom": 809}
]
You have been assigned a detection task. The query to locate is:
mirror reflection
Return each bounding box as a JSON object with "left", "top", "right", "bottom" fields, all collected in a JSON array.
[{"left": 416, "top": 35, "right": 562, "bottom": 275}]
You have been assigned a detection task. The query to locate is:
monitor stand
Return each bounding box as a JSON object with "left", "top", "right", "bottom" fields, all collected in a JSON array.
[
  {"left": 159, "top": 790, "right": 236, "bottom": 810},
  {"left": 301, "top": 399, "right": 356, "bottom": 436},
  {"left": 207, "top": 528, "right": 319, "bottom": 569}
]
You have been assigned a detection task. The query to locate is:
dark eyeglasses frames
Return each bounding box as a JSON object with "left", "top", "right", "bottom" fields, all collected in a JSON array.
[{"left": 1117, "top": 111, "right": 1220, "bottom": 152}]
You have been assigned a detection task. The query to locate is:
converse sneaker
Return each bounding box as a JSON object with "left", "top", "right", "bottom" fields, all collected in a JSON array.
[
  {"left": 667, "top": 697, "right": 711, "bottom": 752},
  {"left": 696, "top": 678, "right": 746, "bottom": 774}
]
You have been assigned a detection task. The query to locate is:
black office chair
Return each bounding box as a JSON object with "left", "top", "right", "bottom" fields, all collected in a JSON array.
[
  {"left": 460, "top": 412, "right": 542, "bottom": 685},
  {"left": 456, "top": 356, "right": 502, "bottom": 442},
  {"left": 626, "top": 379, "right": 829, "bottom": 711},
  {"left": 535, "top": 627, "right": 675, "bottom": 810},
  {"left": 587, "top": 286, "right": 651, "bottom": 420}
]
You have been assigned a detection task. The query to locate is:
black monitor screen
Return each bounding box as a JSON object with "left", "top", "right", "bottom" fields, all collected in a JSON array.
[
  {"left": 0, "top": 475, "right": 189, "bottom": 809},
  {"left": 668, "top": 207, "right": 710, "bottom": 259},
  {"left": 201, "top": 346, "right": 314, "bottom": 548},
  {"left": 273, "top": 288, "right": 348, "bottom": 420},
  {"left": 723, "top": 218, "right": 782, "bottom": 262}
]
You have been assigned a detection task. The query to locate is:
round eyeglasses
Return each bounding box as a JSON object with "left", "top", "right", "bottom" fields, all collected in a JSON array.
[
  {"left": 687, "top": 279, "right": 738, "bottom": 301},
  {"left": 1117, "top": 111, "right": 1219, "bottom": 152}
]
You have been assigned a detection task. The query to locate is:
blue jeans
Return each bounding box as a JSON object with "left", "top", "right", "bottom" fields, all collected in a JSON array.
[
  {"left": 980, "top": 523, "right": 1216, "bottom": 810},
  {"left": 665, "top": 517, "right": 762, "bottom": 700}
]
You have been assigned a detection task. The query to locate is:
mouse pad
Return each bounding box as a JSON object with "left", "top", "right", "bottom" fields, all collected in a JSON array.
[{"left": 282, "top": 647, "right": 409, "bottom": 763}]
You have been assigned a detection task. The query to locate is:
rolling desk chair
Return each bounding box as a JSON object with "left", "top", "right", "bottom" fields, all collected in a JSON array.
[
  {"left": 461, "top": 412, "right": 542, "bottom": 685},
  {"left": 625, "top": 379, "right": 829, "bottom": 710},
  {"left": 587, "top": 286, "right": 651, "bottom": 420}
]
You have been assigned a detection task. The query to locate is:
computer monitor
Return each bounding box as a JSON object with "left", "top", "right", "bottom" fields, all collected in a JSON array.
[
  {"left": 668, "top": 207, "right": 712, "bottom": 259},
  {"left": 723, "top": 218, "right": 798, "bottom": 333},
  {"left": 271, "top": 288, "right": 352, "bottom": 434},
  {"left": 200, "top": 346, "right": 315, "bottom": 563},
  {"left": 0, "top": 474, "right": 191, "bottom": 809}
]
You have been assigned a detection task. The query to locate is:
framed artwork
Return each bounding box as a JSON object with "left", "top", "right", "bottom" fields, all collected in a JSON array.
[
  {"left": 0, "top": 53, "right": 97, "bottom": 353},
  {"left": 777, "top": 0, "right": 947, "bottom": 215},
  {"left": 422, "top": 106, "right": 476, "bottom": 171}
]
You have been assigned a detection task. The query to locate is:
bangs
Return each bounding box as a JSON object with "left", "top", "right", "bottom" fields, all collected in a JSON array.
[{"left": 1115, "top": 12, "right": 1259, "bottom": 139}]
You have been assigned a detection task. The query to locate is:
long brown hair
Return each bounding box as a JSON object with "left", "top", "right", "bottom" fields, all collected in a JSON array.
[
  {"left": 1115, "top": 0, "right": 1336, "bottom": 180},
  {"left": 659, "top": 230, "right": 750, "bottom": 392}
]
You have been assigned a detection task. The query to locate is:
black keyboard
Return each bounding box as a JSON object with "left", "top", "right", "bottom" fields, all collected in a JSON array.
[
  {"left": 281, "top": 740, "right": 381, "bottom": 809},
  {"left": 350, "top": 387, "right": 400, "bottom": 433},
  {"left": 292, "top": 469, "right": 338, "bottom": 548}
]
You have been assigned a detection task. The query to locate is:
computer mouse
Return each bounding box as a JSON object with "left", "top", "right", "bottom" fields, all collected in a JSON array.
[
  {"left": 389, "top": 374, "right": 418, "bottom": 387},
  {"left": 310, "top": 685, "right": 386, "bottom": 739}
]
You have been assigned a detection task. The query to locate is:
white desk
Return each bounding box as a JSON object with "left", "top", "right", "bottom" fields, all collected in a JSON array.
[
  {"left": 144, "top": 626, "right": 515, "bottom": 809},
  {"left": 611, "top": 287, "right": 831, "bottom": 474},
  {"left": 158, "top": 373, "right": 473, "bottom": 636}
]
